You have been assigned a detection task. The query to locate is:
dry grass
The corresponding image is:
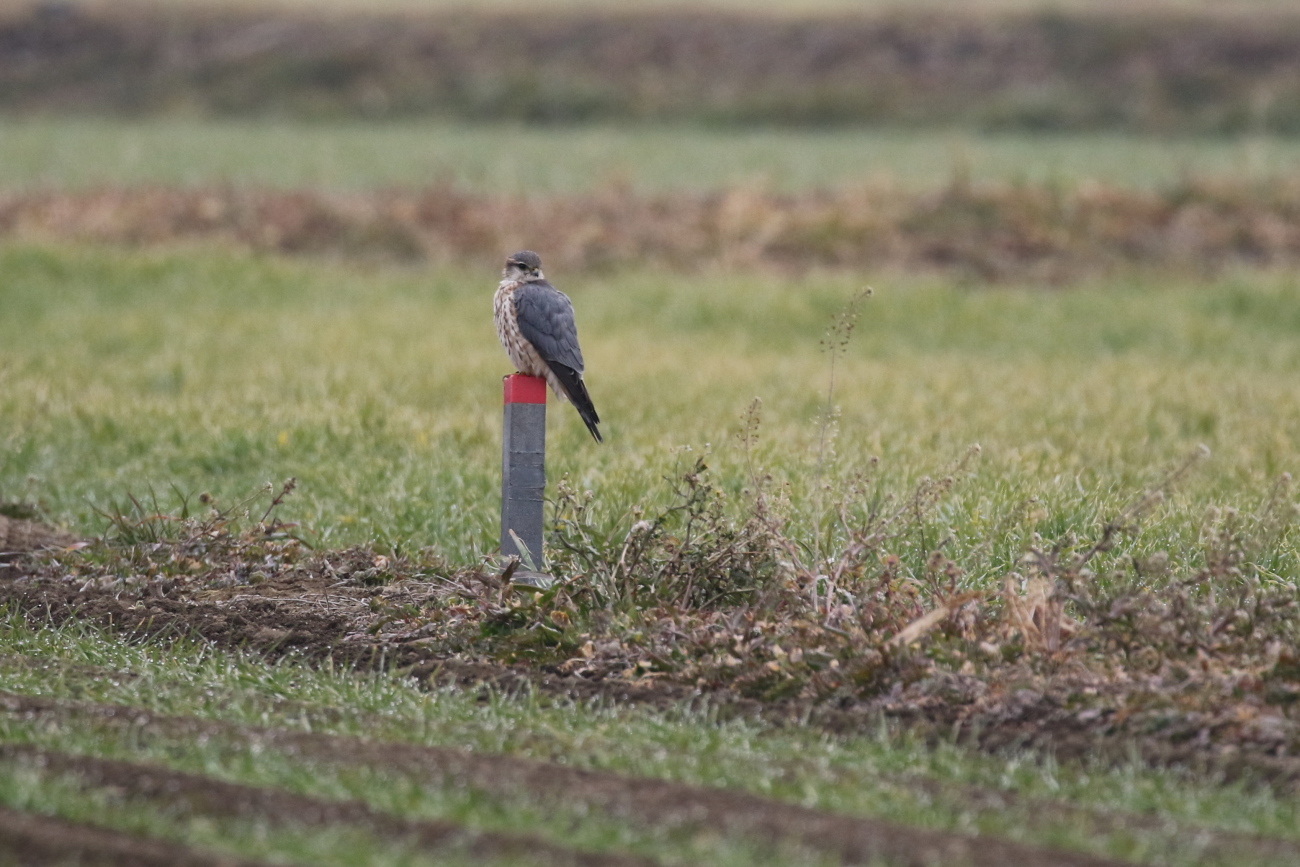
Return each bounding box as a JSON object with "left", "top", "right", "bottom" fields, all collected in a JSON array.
[{"left": 5, "top": 179, "right": 1300, "bottom": 280}]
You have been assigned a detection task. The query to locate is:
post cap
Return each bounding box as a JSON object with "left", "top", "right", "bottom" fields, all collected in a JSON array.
[{"left": 503, "top": 373, "right": 547, "bottom": 404}]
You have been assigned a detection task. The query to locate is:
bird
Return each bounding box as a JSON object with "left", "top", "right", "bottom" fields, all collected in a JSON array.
[{"left": 494, "top": 250, "right": 602, "bottom": 443}]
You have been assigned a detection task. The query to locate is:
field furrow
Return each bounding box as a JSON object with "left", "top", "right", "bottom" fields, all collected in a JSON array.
[
  {"left": 0, "top": 803, "right": 280, "bottom": 867},
  {"left": 0, "top": 690, "right": 1146, "bottom": 867},
  {"left": 5, "top": 648, "right": 1300, "bottom": 867},
  {"left": 0, "top": 743, "right": 654, "bottom": 867}
]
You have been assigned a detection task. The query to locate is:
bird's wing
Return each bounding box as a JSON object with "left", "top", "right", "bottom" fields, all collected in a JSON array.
[{"left": 513, "top": 282, "right": 586, "bottom": 373}]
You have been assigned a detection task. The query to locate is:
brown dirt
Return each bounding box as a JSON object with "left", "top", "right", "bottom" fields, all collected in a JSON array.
[
  {"left": 4, "top": 4, "right": 1300, "bottom": 132},
  {"left": 0, "top": 515, "right": 79, "bottom": 566},
  {"left": 0, "top": 691, "right": 1133, "bottom": 867},
  {"left": 0, "top": 803, "right": 276, "bottom": 867},
  {"left": 4, "top": 536, "right": 1300, "bottom": 794},
  {"left": 4, "top": 181, "right": 1300, "bottom": 281},
  {"left": 0, "top": 744, "right": 655, "bottom": 867}
]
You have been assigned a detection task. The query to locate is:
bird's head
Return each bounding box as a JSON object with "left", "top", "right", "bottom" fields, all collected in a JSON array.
[{"left": 503, "top": 250, "right": 544, "bottom": 282}]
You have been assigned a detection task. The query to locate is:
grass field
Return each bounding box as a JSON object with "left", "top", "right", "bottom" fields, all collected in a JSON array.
[
  {"left": 3, "top": 31, "right": 1300, "bottom": 856},
  {"left": 2, "top": 243, "right": 1298, "bottom": 578},
  {"left": 2, "top": 201, "right": 1300, "bottom": 863},
  {"left": 3, "top": 118, "right": 1300, "bottom": 193}
]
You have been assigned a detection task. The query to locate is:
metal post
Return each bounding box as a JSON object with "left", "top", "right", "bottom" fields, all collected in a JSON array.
[{"left": 501, "top": 373, "right": 546, "bottom": 570}]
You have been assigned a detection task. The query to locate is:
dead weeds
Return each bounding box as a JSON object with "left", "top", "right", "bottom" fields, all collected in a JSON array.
[
  {"left": 6, "top": 179, "right": 1300, "bottom": 280},
  {"left": 4, "top": 451, "right": 1300, "bottom": 786}
]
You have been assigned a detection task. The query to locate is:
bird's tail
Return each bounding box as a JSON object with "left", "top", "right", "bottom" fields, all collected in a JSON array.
[{"left": 547, "top": 362, "right": 602, "bottom": 443}]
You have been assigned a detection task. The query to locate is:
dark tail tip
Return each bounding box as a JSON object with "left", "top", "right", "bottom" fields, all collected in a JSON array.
[{"left": 547, "top": 361, "right": 603, "bottom": 444}]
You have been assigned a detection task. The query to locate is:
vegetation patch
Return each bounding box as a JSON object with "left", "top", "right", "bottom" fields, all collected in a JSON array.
[
  {"left": 6, "top": 442, "right": 1299, "bottom": 792},
  {"left": 8, "top": 179, "right": 1300, "bottom": 279},
  {"left": 8, "top": 118, "right": 1300, "bottom": 195},
  {"left": 3, "top": 244, "right": 1300, "bottom": 859},
  {"left": 0, "top": 801, "right": 279, "bottom": 867}
]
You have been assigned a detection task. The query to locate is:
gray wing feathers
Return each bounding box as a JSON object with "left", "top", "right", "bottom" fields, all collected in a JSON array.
[
  {"left": 514, "top": 281, "right": 602, "bottom": 442},
  {"left": 513, "top": 282, "right": 586, "bottom": 372}
]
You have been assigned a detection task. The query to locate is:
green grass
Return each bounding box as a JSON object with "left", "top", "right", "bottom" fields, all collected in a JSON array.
[
  {"left": 2, "top": 243, "right": 1299, "bottom": 583},
  {"left": 1, "top": 228, "right": 1297, "bottom": 865},
  {"left": 4, "top": 118, "right": 1300, "bottom": 194},
  {"left": 0, "top": 763, "right": 488, "bottom": 867},
  {"left": 1, "top": 611, "right": 1298, "bottom": 866}
]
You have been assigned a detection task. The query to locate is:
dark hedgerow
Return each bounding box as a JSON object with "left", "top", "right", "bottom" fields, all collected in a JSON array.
[{"left": 7, "top": 5, "right": 1300, "bottom": 133}]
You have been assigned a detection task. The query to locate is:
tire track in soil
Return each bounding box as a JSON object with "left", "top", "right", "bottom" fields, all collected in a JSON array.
[
  {"left": 886, "top": 773, "right": 1300, "bottom": 865},
  {"left": 0, "top": 743, "right": 655, "bottom": 867},
  {"left": 7, "top": 652, "right": 1300, "bottom": 867},
  {"left": 0, "top": 803, "right": 279, "bottom": 867},
  {"left": 0, "top": 691, "right": 1131, "bottom": 867}
]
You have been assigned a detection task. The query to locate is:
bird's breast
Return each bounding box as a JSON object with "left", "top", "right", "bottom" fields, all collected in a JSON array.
[{"left": 494, "top": 281, "right": 546, "bottom": 377}]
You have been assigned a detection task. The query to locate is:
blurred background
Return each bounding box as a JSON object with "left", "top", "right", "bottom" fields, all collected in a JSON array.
[{"left": 3, "top": 0, "right": 1300, "bottom": 279}]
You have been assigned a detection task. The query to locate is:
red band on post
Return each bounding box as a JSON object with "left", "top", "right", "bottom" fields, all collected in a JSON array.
[{"left": 503, "top": 373, "right": 547, "bottom": 404}]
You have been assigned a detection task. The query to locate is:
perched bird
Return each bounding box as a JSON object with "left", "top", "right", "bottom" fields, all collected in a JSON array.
[{"left": 494, "top": 250, "right": 602, "bottom": 442}]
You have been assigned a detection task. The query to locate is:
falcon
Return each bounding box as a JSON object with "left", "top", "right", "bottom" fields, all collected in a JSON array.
[{"left": 494, "top": 250, "right": 602, "bottom": 443}]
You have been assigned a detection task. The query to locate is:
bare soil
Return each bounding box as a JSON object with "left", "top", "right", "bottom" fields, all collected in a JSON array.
[
  {"left": 2, "top": 535, "right": 1299, "bottom": 793},
  {"left": 0, "top": 743, "right": 656, "bottom": 867},
  {"left": 0, "top": 516, "right": 78, "bottom": 566},
  {"left": 0, "top": 803, "right": 276, "bottom": 867}
]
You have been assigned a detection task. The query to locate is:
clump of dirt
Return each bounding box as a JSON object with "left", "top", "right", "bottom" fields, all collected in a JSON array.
[
  {"left": 0, "top": 514, "right": 80, "bottom": 565},
  {"left": 5, "top": 179, "right": 1300, "bottom": 280},
  {"left": 3, "top": 467, "right": 1300, "bottom": 791}
]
